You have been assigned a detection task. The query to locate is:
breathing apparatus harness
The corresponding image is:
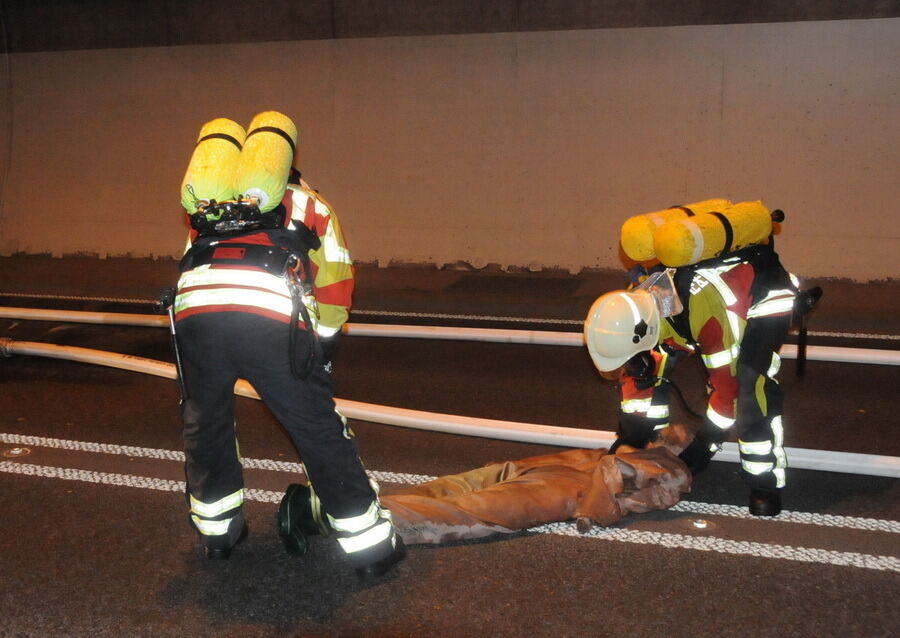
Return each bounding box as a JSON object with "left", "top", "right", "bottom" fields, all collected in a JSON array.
[
  {"left": 179, "top": 195, "right": 324, "bottom": 379},
  {"left": 624, "top": 209, "right": 823, "bottom": 427}
]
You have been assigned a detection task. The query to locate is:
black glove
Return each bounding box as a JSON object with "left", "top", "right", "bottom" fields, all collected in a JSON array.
[{"left": 678, "top": 433, "right": 721, "bottom": 476}]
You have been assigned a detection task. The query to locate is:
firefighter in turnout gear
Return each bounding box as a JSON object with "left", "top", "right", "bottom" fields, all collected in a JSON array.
[
  {"left": 171, "top": 112, "right": 404, "bottom": 577},
  {"left": 585, "top": 202, "right": 813, "bottom": 517}
]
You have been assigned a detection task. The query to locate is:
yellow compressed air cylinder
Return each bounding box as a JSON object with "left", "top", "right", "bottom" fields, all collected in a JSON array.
[
  {"left": 233, "top": 111, "right": 298, "bottom": 213},
  {"left": 653, "top": 200, "right": 774, "bottom": 267},
  {"left": 180, "top": 118, "right": 247, "bottom": 213},
  {"left": 620, "top": 198, "right": 732, "bottom": 262}
]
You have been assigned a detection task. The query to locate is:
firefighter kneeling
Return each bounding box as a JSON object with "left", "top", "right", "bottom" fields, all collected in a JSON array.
[{"left": 172, "top": 112, "right": 404, "bottom": 578}]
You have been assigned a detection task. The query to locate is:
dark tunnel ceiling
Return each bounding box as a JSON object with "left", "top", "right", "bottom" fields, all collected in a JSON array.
[{"left": 2, "top": 0, "right": 899, "bottom": 53}]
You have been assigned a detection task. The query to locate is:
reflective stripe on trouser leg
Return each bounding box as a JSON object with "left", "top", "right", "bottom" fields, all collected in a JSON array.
[
  {"left": 328, "top": 501, "right": 398, "bottom": 566},
  {"left": 190, "top": 488, "right": 245, "bottom": 536},
  {"left": 738, "top": 411, "right": 787, "bottom": 489},
  {"left": 735, "top": 314, "right": 790, "bottom": 489}
]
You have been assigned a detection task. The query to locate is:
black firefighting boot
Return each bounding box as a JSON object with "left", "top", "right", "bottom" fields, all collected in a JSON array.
[
  {"left": 749, "top": 488, "right": 782, "bottom": 517},
  {"left": 278, "top": 484, "right": 314, "bottom": 556},
  {"left": 355, "top": 535, "right": 406, "bottom": 581},
  {"left": 204, "top": 518, "right": 249, "bottom": 560}
]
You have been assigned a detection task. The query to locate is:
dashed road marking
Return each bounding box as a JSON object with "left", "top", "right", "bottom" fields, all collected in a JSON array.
[{"left": 2, "top": 459, "right": 898, "bottom": 572}]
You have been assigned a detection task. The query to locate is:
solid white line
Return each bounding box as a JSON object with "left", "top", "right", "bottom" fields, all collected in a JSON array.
[
  {"left": 2, "top": 432, "right": 897, "bottom": 533},
  {"left": 2, "top": 460, "right": 898, "bottom": 572}
]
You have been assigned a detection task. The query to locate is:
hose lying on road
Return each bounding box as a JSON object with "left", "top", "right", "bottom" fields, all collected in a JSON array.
[
  {"left": 1, "top": 306, "right": 898, "bottom": 366},
  {"left": 2, "top": 337, "right": 898, "bottom": 478}
]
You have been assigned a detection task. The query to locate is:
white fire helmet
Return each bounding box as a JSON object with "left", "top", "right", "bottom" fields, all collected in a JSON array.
[{"left": 583, "top": 289, "right": 661, "bottom": 372}]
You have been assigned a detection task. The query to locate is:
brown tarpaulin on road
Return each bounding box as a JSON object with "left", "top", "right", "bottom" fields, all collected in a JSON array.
[{"left": 381, "top": 425, "right": 694, "bottom": 545}]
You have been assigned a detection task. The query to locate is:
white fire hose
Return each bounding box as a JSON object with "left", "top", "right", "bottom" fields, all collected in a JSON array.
[
  {"left": 1, "top": 306, "right": 898, "bottom": 365},
  {"left": 1, "top": 335, "right": 898, "bottom": 478}
]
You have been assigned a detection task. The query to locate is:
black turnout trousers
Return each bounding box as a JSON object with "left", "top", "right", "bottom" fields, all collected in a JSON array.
[{"left": 176, "top": 312, "right": 377, "bottom": 525}]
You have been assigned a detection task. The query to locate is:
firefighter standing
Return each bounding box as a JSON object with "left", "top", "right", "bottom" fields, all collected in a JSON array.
[
  {"left": 171, "top": 113, "right": 404, "bottom": 578},
  {"left": 585, "top": 235, "right": 804, "bottom": 516}
]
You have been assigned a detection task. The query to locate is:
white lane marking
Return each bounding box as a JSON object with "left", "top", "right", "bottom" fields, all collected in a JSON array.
[
  {"left": 538, "top": 522, "right": 900, "bottom": 572},
  {"left": 2, "top": 460, "right": 898, "bottom": 573},
  {"left": 0, "top": 432, "right": 438, "bottom": 483},
  {"left": 2, "top": 432, "right": 899, "bottom": 532},
  {"left": 670, "top": 502, "right": 900, "bottom": 534}
]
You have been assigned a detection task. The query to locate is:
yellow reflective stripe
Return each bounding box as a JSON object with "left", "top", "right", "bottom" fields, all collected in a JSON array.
[
  {"left": 190, "top": 489, "right": 244, "bottom": 517},
  {"left": 702, "top": 344, "right": 739, "bottom": 369},
  {"left": 706, "top": 405, "right": 735, "bottom": 429},
  {"left": 741, "top": 459, "right": 773, "bottom": 475},
  {"left": 621, "top": 398, "right": 652, "bottom": 414},
  {"left": 336, "top": 520, "right": 394, "bottom": 554},
  {"left": 191, "top": 514, "right": 234, "bottom": 536},
  {"left": 328, "top": 502, "right": 381, "bottom": 534},
  {"left": 767, "top": 352, "right": 782, "bottom": 378},
  {"left": 739, "top": 439, "right": 772, "bottom": 455}
]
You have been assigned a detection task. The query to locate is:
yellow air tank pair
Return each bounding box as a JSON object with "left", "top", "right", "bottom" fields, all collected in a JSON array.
[
  {"left": 180, "top": 111, "right": 298, "bottom": 214},
  {"left": 620, "top": 199, "right": 775, "bottom": 267}
]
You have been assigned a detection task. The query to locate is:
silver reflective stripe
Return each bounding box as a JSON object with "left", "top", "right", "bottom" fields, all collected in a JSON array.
[
  {"left": 179, "top": 265, "right": 291, "bottom": 296},
  {"left": 328, "top": 502, "right": 381, "bottom": 534},
  {"left": 748, "top": 289, "right": 795, "bottom": 318},
  {"left": 774, "top": 467, "right": 786, "bottom": 488},
  {"left": 724, "top": 309, "right": 743, "bottom": 343},
  {"left": 621, "top": 398, "right": 652, "bottom": 414},
  {"left": 767, "top": 352, "right": 782, "bottom": 378},
  {"left": 739, "top": 439, "right": 773, "bottom": 455},
  {"left": 646, "top": 404, "right": 669, "bottom": 419},
  {"left": 317, "top": 324, "right": 341, "bottom": 338},
  {"left": 191, "top": 514, "right": 233, "bottom": 536},
  {"left": 336, "top": 520, "right": 394, "bottom": 554},
  {"left": 706, "top": 405, "right": 735, "bottom": 429},
  {"left": 190, "top": 489, "right": 244, "bottom": 517},
  {"left": 177, "top": 287, "right": 295, "bottom": 317},
  {"left": 741, "top": 459, "right": 774, "bottom": 475},
  {"left": 695, "top": 266, "right": 738, "bottom": 307},
  {"left": 701, "top": 344, "right": 739, "bottom": 369},
  {"left": 653, "top": 422, "right": 671, "bottom": 431},
  {"left": 322, "top": 232, "right": 353, "bottom": 265},
  {"left": 772, "top": 416, "right": 788, "bottom": 488}
]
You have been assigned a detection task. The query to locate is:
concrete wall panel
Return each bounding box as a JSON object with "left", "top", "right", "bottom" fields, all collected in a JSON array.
[{"left": 0, "top": 19, "right": 897, "bottom": 280}]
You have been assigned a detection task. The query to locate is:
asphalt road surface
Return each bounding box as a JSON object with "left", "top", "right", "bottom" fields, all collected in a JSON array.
[{"left": 1, "top": 256, "right": 898, "bottom": 637}]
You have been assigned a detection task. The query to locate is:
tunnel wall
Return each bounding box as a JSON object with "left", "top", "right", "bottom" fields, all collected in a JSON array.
[{"left": 0, "top": 17, "right": 897, "bottom": 280}]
